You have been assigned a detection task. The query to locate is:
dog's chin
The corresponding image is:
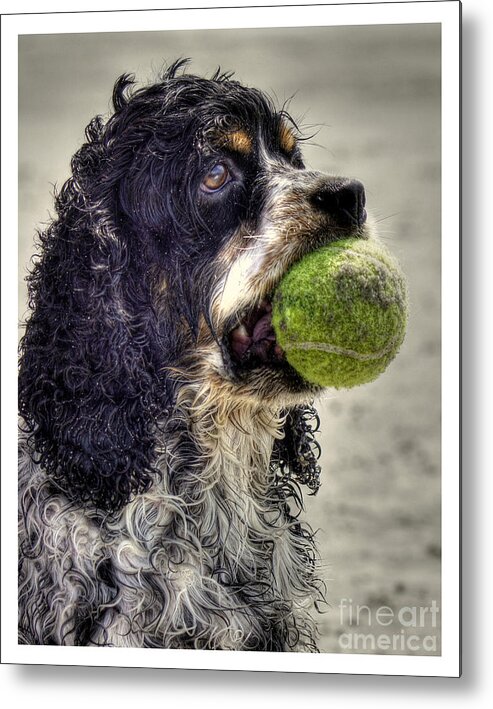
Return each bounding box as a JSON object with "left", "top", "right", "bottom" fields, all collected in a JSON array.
[{"left": 220, "top": 297, "right": 319, "bottom": 404}]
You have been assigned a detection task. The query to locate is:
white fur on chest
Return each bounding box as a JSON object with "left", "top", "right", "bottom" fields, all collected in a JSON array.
[{"left": 18, "top": 402, "right": 319, "bottom": 649}]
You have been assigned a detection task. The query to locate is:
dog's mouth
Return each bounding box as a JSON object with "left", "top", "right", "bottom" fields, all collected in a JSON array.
[{"left": 226, "top": 298, "right": 287, "bottom": 371}]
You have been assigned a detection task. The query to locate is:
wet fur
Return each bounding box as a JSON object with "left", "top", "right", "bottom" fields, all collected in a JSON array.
[{"left": 18, "top": 60, "right": 369, "bottom": 650}]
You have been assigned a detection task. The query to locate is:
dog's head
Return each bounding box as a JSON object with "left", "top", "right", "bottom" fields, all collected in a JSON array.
[
  {"left": 19, "top": 61, "right": 371, "bottom": 510},
  {"left": 108, "top": 61, "right": 370, "bottom": 405}
]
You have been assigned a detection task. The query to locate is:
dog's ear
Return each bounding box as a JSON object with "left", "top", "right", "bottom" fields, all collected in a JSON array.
[
  {"left": 19, "top": 107, "right": 169, "bottom": 513},
  {"left": 272, "top": 405, "right": 322, "bottom": 498}
]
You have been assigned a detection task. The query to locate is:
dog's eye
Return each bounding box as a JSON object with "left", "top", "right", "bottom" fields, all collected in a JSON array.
[{"left": 201, "top": 163, "right": 230, "bottom": 192}]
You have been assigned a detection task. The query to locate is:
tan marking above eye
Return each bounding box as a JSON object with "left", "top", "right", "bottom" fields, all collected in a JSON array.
[
  {"left": 279, "top": 121, "right": 297, "bottom": 154},
  {"left": 220, "top": 129, "right": 253, "bottom": 155}
]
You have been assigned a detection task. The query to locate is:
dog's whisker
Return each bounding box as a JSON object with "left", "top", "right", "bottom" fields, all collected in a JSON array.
[{"left": 373, "top": 212, "right": 401, "bottom": 224}]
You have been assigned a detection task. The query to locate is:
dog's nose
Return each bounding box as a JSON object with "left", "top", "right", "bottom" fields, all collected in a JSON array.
[{"left": 311, "top": 180, "right": 367, "bottom": 228}]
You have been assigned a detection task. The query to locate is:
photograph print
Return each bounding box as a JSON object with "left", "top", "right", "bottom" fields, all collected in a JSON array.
[{"left": 4, "top": 1, "right": 460, "bottom": 676}]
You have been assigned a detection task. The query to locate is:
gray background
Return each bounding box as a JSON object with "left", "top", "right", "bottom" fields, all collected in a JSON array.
[{"left": 18, "top": 23, "right": 441, "bottom": 655}]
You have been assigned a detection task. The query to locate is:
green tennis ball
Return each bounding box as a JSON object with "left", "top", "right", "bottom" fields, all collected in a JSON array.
[{"left": 272, "top": 238, "right": 408, "bottom": 389}]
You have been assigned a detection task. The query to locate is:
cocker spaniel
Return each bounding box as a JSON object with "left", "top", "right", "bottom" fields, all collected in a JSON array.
[{"left": 18, "top": 60, "right": 370, "bottom": 651}]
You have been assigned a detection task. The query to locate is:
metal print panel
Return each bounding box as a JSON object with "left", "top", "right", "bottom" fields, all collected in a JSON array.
[{"left": 1, "top": 1, "right": 460, "bottom": 677}]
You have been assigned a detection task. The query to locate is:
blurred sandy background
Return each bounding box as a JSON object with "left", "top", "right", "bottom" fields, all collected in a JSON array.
[{"left": 18, "top": 22, "right": 441, "bottom": 655}]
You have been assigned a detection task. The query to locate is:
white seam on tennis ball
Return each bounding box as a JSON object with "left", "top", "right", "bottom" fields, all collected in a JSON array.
[{"left": 283, "top": 338, "right": 400, "bottom": 361}]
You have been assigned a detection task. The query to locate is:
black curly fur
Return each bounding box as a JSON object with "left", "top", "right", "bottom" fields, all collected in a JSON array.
[
  {"left": 274, "top": 406, "right": 322, "bottom": 495},
  {"left": 18, "top": 61, "right": 341, "bottom": 650},
  {"left": 19, "top": 61, "right": 302, "bottom": 512}
]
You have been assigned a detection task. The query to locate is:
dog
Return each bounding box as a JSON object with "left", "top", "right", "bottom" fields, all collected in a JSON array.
[{"left": 18, "top": 60, "right": 370, "bottom": 651}]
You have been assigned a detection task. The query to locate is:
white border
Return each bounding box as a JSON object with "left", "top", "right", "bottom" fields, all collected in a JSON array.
[{"left": 1, "top": 1, "right": 460, "bottom": 677}]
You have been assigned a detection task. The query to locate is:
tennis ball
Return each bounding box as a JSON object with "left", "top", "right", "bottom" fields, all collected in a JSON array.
[{"left": 272, "top": 238, "right": 408, "bottom": 388}]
